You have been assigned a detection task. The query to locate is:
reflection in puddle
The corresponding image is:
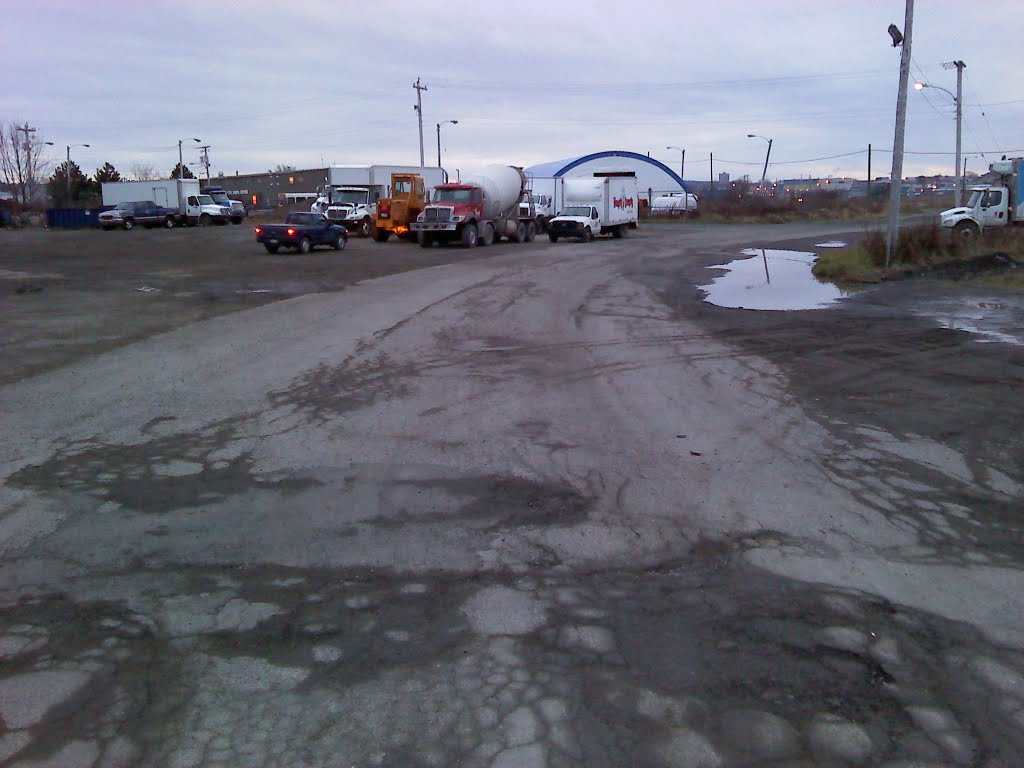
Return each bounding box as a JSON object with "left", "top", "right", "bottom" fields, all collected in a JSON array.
[
  {"left": 814, "top": 241, "right": 847, "bottom": 248},
  {"left": 911, "top": 298, "right": 1024, "bottom": 346},
  {"left": 700, "top": 249, "right": 850, "bottom": 311}
]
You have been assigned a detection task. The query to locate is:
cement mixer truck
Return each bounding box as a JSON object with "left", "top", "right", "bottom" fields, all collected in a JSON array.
[{"left": 411, "top": 165, "right": 536, "bottom": 248}]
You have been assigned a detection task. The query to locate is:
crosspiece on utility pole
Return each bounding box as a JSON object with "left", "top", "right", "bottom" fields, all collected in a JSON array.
[
  {"left": 413, "top": 78, "right": 428, "bottom": 168},
  {"left": 943, "top": 60, "right": 967, "bottom": 207},
  {"left": 199, "top": 145, "right": 212, "bottom": 181}
]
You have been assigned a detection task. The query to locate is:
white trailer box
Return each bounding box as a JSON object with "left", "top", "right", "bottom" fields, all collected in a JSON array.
[
  {"left": 101, "top": 179, "right": 229, "bottom": 226},
  {"left": 326, "top": 166, "right": 447, "bottom": 196},
  {"left": 547, "top": 176, "right": 638, "bottom": 241}
]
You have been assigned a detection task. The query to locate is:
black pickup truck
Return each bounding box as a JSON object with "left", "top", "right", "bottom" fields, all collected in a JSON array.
[{"left": 254, "top": 212, "right": 348, "bottom": 254}]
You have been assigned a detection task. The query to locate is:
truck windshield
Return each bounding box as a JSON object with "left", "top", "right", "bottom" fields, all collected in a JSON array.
[
  {"left": 433, "top": 189, "right": 477, "bottom": 203},
  {"left": 967, "top": 190, "right": 984, "bottom": 208},
  {"left": 330, "top": 190, "right": 368, "bottom": 205},
  {"left": 196, "top": 195, "right": 215, "bottom": 206},
  {"left": 562, "top": 206, "right": 593, "bottom": 216},
  {"left": 206, "top": 192, "right": 230, "bottom": 204},
  {"left": 393, "top": 180, "right": 412, "bottom": 194}
]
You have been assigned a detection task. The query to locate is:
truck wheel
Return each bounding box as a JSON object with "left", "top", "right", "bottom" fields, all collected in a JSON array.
[
  {"left": 359, "top": 218, "right": 371, "bottom": 237},
  {"left": 122, "top": 218, "right": 135, "bottom": 231},
  {"left": 164, "top": 216, "right": 176, "bottom": 229},
  {"left": 373, "top": 228, "right": 391, "bottom": 242},
  {"left": 548, "top": 233, "right": 559, "bottom": 243},
  {"left": 511, "top": 222, "right": 526, "bottom": 243},
  {"left": 299, "top": 237, "right": 312, "bottom": 254},
  {"left": 612, "top": 225, "right": 624, "bottom": 238},
  {"left": 460, "top": 223, "right": 479, "bottom": 248},
  {"left": 525, "top": 221, "right": 537, "bottom": 242},
  {"left": 199, "top": 213, "right": 211, "bottom": 227},
  {"left": 582, "top": 227, "right": 593, "bottom": 243},
  {"left": 265, "top": 245, "right": 279, "bottom": 254},
  {"left": 333, "top": 234, "right": 346, "bottom": 250},
  {"left": 231, "top": 218, "right": 242, "bottom": 225},
  {"left": 479, "top": 222, "right": 495, "bottom": 246},
  {"left": 953, "top": 221, "right": 979, "bottom": 240}
]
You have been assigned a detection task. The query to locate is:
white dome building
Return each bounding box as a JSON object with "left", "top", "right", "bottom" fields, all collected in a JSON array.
[{"left": 525, "top": 151, "right": 688, "bottom": 208}]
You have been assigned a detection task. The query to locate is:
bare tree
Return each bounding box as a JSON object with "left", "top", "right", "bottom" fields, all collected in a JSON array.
[
  {"left": 0, "top": 120, "right": 53, "bottom": 208},
  {"left": 128, "top": 161, "right": 159, "bottom": 181}
]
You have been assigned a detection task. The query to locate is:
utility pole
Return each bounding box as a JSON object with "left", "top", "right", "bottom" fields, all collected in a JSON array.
[
  {"left": 413, "top": 78, "right": 428, "bottom": 167},
  {"left": 15, "top": 124, "right": 38, "bottom": 206},
  {"left": 199, "top": 145, "right": 212, "bottom": 181},
  {"left": 947, "top": 60, "right": 966, "bottom": 207},
  {"left": 867, "top": 144, "right": 872, "bottom": 198},
  {"left": 885, "top": 0, "right": 914, "bottom": 268},
  {"left": 710, "top": 152, "right": 714, "bottom": 198}
]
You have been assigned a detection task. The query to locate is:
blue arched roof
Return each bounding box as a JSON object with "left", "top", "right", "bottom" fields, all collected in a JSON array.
[{"left": 544, "top": 151, "right": 688, "bottom": 191}]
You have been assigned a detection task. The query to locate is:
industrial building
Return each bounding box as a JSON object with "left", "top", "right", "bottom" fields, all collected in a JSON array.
[
  {"left": 208, "top": 167, "right": 328, "bottom": 209},
  {"left": 525, "top": 151, "right": 689, "bottom": 206}
]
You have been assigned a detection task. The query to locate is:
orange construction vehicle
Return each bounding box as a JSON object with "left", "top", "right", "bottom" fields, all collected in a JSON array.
[{"left": 372, "top": 172, "right": 429, "bottom": 242}]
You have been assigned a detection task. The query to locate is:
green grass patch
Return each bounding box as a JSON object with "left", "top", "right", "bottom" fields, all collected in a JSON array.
[{"left": 813, "top": 224, "right": 1024, "bottom": 286}]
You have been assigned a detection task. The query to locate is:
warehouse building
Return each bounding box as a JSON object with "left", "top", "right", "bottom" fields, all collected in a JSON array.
[{"left": 209, "top": 167, "right": 328, "bottom": 209}]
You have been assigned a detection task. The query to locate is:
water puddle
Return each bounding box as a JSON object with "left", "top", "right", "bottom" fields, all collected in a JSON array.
[
  {"left": 700, "top": 248, "right": 850, "bottom": 311},
  {"left": 814, "top": 241, "right": 847, "bottom": 248},
  {"left": 910, "top": 297, "right": 1024, "bottom": 346}
]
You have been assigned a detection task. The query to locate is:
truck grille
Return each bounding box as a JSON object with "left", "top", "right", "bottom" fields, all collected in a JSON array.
[{"left": 424, "top": 207, "right": 451, "bottom": 223}]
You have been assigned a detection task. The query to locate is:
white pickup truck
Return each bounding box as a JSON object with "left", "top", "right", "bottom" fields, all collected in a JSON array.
[{"left": 547, "top": 177, "right": 639, "bottom": 242}]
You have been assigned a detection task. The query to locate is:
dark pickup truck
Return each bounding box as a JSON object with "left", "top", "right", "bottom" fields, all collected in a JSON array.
[
  {"left": 254, "top": 212, "right": 348, "bottom": 254},
  {"left": 99, "top": 201, "right": 178, "bottom": 231}
]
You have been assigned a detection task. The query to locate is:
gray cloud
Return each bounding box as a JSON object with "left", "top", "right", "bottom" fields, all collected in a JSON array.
[{"left": 4, "top": 0, "right": 1022, "bottom": 181}]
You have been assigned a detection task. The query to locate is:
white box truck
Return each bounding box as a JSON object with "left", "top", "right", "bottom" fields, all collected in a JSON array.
[
  {"left": 101, "top": 179, "right": 231, "bottom": 227},
  {"left": 547, "top": 176, "right": 639, "bottom": 242},
  {"left": 941, "top": 157, "right": 1024, "bottom": 237}
]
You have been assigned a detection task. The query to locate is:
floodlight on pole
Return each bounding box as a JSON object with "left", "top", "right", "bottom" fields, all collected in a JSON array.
[
  {"left": 913, "top": 62, "right": 966, "bottom": 206},
  {"left": 437, "top": 120, "right": 458, "bottom": 169},
  {"left": 178, "top": 138, "right": 201, "bottom": 180},
  {"left": 747, "top": 134, "right": 773, "bottom": 189},
  {"left": 666, "top": 145, "right": 685, "bottom": 183},
  {"left": 64, "top": 143, "right": 90, "bottom": 204}
]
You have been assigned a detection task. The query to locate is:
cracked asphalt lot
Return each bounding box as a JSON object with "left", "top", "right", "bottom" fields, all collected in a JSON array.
[{"left": 1, "top": 222, "right": 1023, "bottom": 766}]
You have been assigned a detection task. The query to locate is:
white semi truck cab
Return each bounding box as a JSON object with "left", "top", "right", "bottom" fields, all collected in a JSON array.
[
  {"left": 940, "top": 157, "right": 1024, "bottom": 237},
  {"left": 312, "top": 186, "right": 376, "bottom": 236}
]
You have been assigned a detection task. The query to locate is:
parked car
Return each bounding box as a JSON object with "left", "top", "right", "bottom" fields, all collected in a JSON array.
[
  {"left": 253, "top": 212, "right": 348, "bottom": 254},
  {"left": 99, "top": 201, "right": 178, "bottom": 231}
]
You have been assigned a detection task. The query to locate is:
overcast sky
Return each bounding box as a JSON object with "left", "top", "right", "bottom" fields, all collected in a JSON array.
[{"left": 3, "top": 0, "right": 1022, "bottom": 184}]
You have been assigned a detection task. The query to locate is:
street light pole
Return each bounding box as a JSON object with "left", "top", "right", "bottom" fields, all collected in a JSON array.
[
  {"left": 914, "top": 64, "right": 965, "bottom": 206},
  {"left": 178, "top": 137, "right": 201, "bottom": 180},
  {"left": 747, "top": 134, "right": 773, "bottom": 190},
  {"left": 65, "top": 143, "right": 90, "bottom": 204},
  {"left": 437, "top": 120, "right": 458, "bottom": 168},
  {"left": 666, "top": 146, "right": 685, "bottom": 184}
]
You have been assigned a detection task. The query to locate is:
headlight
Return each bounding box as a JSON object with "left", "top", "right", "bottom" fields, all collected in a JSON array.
[
  {"left": 416, "top": 213, "right": 424, "bottom": 222},
  {"left": 452, "top": 215, "right": 464, "bottom": 222}
]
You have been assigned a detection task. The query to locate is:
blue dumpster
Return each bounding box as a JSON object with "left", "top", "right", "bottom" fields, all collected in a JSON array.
[{"left": 46, "top": 207, "right": 110, "bottom": 229}]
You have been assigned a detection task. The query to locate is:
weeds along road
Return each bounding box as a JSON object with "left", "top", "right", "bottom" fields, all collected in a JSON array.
[{"left": 1, "top": 221, "right": 1023, "bottom": 766}]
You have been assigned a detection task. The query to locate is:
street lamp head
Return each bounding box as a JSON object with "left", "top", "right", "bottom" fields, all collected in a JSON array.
[
  {"left": 451, "top": 120, "right": 458, "bottom": 125},
  {"left": 83, "top": 144, "right": 90, "bottom": 148},
  {"left": 914, "top": 82, "right": 925, "bottom": 90},
  {"left": 747, "top": 134, "right": 756, "bottom": 138},
  {"left": 44, "top": 141, "right": 54, "bottom": 146},
  {"left": 192, "top": 138, "right": 201, "bottom": 143}
]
